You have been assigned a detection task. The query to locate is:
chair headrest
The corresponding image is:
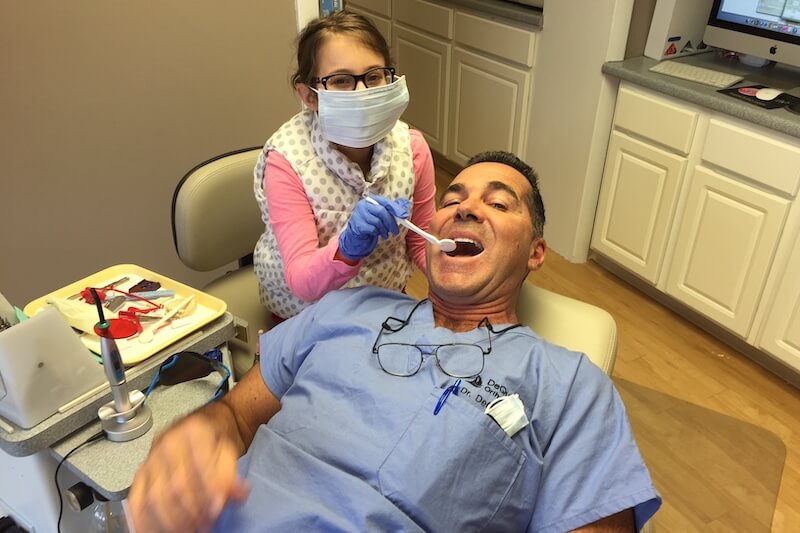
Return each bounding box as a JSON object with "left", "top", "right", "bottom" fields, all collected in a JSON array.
[
  {"left": 517, "top": 282, "right": 617, "bottom": 375},
  {"left": 172, "top": 147, "right": 263, "bottom": 271}
]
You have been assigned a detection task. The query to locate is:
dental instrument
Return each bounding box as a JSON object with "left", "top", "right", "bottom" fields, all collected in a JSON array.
[
  {"left": 90, "top": 288, "right": 152, "bottom": 441},
  {"left": 365, "top": 196, "right": 456, "bottom": 252},
  {"left": 138, "top": 295, "right": 195, "bottom": 344}
]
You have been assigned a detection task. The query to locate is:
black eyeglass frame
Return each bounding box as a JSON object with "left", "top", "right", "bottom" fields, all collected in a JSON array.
[
  {"left": 311, "top": 66, "right": 396, "bottom": 91},
  {"left": 371, "top": 299, "right": 521, "bottom": 379}
]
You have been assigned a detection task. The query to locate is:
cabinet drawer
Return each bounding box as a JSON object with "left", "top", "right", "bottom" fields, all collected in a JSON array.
[
  {"left": 349, "top": 0, "right": 391, "bottom": 17},
  {"left": 613, "top": 85, "right": 699, "bottom": 155},
  {"left": 393, "top": 0, "right": 453, "bottom": 39},
  {"left": 453, "top": 11, "right": 535, "bottom": 67},
  {"left": 702, "top": 117, "right": 800, "bottom": 197}
]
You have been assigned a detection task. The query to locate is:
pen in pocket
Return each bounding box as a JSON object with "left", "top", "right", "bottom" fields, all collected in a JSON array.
[{"left": 434, "top": 378, "right": 461, "bottom": 415}]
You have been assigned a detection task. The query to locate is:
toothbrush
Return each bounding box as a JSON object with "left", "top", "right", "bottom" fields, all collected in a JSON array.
[{"left": 364, "top": 197, "right": 456, "bottom": 252}]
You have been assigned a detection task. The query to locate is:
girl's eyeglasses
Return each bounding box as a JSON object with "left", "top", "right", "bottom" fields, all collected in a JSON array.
[{"left": 312, "top": 67, "right": 395, "bottom": 91}]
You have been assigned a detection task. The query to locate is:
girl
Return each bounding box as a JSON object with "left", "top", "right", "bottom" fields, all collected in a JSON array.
[{"left": 253, "top": 10, "right": 436, "bottom": 320}]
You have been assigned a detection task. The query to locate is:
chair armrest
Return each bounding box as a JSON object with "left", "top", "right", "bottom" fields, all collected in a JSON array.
[{"left": 204, "top": 266, "right": 274, "bottom": 377}]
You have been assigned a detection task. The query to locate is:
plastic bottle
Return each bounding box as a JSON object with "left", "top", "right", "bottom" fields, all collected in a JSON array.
[{"left": 90, "top": 498, "right": 130, "bottom": 533}]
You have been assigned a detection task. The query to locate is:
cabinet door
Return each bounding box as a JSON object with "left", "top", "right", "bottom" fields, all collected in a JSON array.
[
  {"left": 448, "top": 47, "right": 530, "bottom": 166},
  {"left": 665, "top": 166, "right": 790, "bottom": 336},
  {"left": 393, "top": 24, "right": 450, "bottom": 154},
  {"left": 348, "top": 6, "right": 391, "bottom": 44},
  {"left": 759, "top": 239, "right": 800, "bottom": 371},
  {"left": 591, "top": 131, "right": 687, "bottom": 284}
]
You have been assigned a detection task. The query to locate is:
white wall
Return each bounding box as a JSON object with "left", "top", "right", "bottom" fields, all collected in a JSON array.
[
  {"left": 526, "top": 0, "right": 634, "bottom": 262},
  {"left": 0, "top": 1, "right": 300, "bottom": 306},
  {"left": 296, "top": 0, "right": 320, "bottom": 28}
]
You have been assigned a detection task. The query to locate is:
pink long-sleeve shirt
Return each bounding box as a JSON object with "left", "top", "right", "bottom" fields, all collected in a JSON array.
[{"left": 263, "top": 129, "right": 436, "bottom": 303}]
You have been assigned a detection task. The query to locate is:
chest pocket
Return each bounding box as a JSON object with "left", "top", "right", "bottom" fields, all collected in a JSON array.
[{"left": 377, "top": 388, "right": 532, "bottom": 532}]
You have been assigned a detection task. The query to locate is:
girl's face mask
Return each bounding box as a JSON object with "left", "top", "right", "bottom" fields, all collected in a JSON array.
[{"left": 310, "top": 76, "right": 410, "bottom": 148}]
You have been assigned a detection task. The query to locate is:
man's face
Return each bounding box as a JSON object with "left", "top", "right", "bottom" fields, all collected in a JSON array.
[{"left": 426, "top": 162, "right": 546, "bottom": 305}]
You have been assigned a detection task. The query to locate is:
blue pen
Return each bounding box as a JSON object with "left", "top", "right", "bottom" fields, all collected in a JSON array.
[{"left": 434, "top": 378, "right": 461, "bottom": 415}]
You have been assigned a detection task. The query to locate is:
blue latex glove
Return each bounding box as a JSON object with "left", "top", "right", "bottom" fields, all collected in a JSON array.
[{"left": 338, "top": 195, "right": 411, "bottom": 260}]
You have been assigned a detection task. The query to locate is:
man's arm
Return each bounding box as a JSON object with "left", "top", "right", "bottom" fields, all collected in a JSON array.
[
  {"left": 128, "top": 365, "right": 281, "bottom": 532},
  {"left": 570, "top": 509, "right": 635, "bottom": 532},
  {"left": 220, "top": 363, "right": 283, "bottom": 450}
]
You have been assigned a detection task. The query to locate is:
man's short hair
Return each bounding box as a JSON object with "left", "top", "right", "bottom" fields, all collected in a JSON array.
[{"left": 465, "top": 151, "right": 545, "bottom": 238}]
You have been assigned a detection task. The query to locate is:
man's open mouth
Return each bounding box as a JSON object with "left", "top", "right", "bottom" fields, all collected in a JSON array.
[{"left": 445, "top": 238, "right": 484, "bottom": 257}]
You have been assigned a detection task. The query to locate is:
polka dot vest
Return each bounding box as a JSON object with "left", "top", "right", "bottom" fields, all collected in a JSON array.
[{"left": 253, "top": 109, "right": 416, "bottom": 318}]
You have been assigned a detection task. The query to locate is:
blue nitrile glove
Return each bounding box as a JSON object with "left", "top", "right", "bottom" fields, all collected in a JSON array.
[{"left": 338, "top": 195, "right": 411, "bottom": 260}]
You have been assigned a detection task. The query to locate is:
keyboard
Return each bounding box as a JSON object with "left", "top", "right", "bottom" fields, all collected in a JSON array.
[{"left": 649, "top": 61, "right": 744, "bottom": 89}]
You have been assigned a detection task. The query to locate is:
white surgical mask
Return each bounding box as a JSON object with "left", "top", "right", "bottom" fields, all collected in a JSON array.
[{"left": 311, "top": 76, "right": 410, "bottom": 148}]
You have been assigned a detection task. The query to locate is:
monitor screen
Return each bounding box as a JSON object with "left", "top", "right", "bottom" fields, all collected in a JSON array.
[{"left": 705, "top": 0, "right": 800, "bottom": 68}]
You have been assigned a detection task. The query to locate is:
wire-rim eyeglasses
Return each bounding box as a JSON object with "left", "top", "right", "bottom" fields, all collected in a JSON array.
[{"left": 371, "top": 299, "right": 522, "bottom": 379}]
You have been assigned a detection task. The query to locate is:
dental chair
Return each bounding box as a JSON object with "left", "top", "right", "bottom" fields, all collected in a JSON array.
[
  {"left": 172, "top": 147, "right": 273, "bottom": 379},
  {"left": 171, "top": 147, "right": 652, "bottom": 531}
]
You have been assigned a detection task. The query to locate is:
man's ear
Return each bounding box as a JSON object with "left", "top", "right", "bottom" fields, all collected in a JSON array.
[
  {"left": 528, "top": 238, "right": 547, "bottom": 272},
  {"left": 296, "top": 83, "right": 318, "bottom": 112}
]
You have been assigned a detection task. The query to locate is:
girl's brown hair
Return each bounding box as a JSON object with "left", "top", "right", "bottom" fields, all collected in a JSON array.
[{"left": 291, "top": 10, "right": 392, "bottom": 86}]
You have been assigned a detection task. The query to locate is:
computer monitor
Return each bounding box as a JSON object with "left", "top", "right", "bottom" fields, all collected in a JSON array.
[{"left": 704, "top": 0, "right": 800, "bottom": 68}]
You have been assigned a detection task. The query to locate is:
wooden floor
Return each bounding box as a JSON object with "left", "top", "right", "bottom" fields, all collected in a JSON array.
[{"left": 422, "top": 165, "right": 800, "bottom": 531}]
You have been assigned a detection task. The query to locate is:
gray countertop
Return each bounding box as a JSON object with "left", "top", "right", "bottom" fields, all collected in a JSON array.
[
  {"left": 51, "top": 368, "right": 226, "bottom": 500},
  {"left": 603, "top": 53, "right": 800, "bottom": 139}
]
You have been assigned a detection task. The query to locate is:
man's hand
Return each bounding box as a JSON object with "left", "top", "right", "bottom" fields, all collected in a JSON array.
[{"left": 127, "top": 413, "right": 249, "bottom": 532}]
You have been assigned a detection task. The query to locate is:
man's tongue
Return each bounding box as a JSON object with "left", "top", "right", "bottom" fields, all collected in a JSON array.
[{"left": 446, "top": 239, "right": 484, "bottom": 257}]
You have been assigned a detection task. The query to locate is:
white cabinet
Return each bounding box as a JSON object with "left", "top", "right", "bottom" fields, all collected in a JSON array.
[
  {"left": 448, "top": 47, "right": 530, "bottom": 165},
  {"left": 759, "top": 241, "right": 800, "bottom": 369},
  {"left": 447, "top": 11, "right": 534, "bottom": 165},
  {"left": 393, "top": 0, "right": 453, "bottom": 37},
  {"left": 592, "top": 82, "right": 800, "bottom": 370},
  {"left": 664, "top": 115, "right": 799, "bottom": 337},
  {"left": 389, "top": 0, "right": 537, "bottom": 165},
  {"left": 393, "top": 24, "right": 451, "bottom": 154},
  {"left": 348, "top": 0, "right": 392, "bottom": 43},
  {"left": 392, "top": 0, "right": 453, "bottom": 155},
  {"left": 592, "top": 85, "right": 698, "bottom": 284},
  {"left": 665, "top": 166, "right": 789, "bottom": 336},
  {"left": 591, "top": 131, "right": 688, "bottom": 283}
]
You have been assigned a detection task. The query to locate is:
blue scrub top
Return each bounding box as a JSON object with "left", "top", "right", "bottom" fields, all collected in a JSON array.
[{"left": 215, "top": 287, "right": 660, "bottom": 532}]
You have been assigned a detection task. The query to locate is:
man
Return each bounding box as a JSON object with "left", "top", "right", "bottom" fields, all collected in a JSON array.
[{"left": 129, "top": 151, "right": 661, "bottom": 532}]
